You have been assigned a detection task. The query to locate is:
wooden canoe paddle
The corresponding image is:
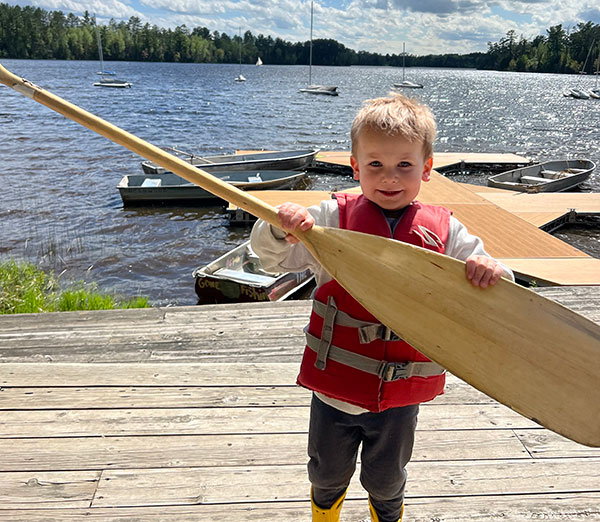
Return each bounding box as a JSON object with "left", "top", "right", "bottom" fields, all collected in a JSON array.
[{"left": 1, "top": 64, "right": 599, "bottom": 447}]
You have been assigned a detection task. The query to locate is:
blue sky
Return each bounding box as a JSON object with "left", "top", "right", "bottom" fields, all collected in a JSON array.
[{"left": 9, "top": 0, "right": 600, "bottom": 55}]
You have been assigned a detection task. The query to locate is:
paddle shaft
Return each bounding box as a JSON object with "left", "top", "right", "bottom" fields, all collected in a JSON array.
[
  {"left": 3, "top": 65, "right": 600, "bottom": 447},
  {"left": 0, "top": 64, "right": 308, "bottom": 244}
]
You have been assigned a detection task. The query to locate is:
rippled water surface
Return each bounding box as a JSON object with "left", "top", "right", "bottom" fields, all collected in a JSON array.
[{"left": 1, "top": 60, "right": 599, "bottom": 305}]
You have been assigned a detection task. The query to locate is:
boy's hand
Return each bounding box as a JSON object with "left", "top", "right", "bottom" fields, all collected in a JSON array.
[
  {"left": 277, "top": 203, "right": 315, "bottom": 244},
  {"left": 465, "top": 255, "right": 504, "bottom": 288}
]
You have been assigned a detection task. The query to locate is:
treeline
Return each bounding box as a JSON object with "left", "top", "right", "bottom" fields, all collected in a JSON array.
[{"left": 1, "top": 3, "right": 598, "bottom": 74}]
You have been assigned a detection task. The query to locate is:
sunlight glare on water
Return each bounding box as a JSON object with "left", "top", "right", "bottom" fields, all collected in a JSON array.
[{"left": 1, "top": 60, "right": 599, "bottom": 305}]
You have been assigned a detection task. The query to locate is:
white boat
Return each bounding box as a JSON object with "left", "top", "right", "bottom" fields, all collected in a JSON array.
[
  {"left": 93, "top": 26, "right": 131, "bottom": 87},
  {"left": 117, "top": 170, "right": 308, "bottom": 205},
  {"left": 563, "top": 88, "right": 590, "bottom": 99},
  {"left": 299, "top": 85, "right": 338, "bottom": 95},
  {"left": 394, "top": 43, "right": 423, "bottom": 89},
  {"left": 235, "top": 28, "right": 246, "bottom": 82},
  {"left": 487, "top": 159, "right": 596, "bottom": 193},
  {"left": 563, "top": 42, "right": 598, "bottom": 99},
  {"left": 193, "top": 240, "right": 315, "bottom": 305},
  {"left": 94, "top": 77, "right": 132, "bottom": 88},
  {"left": 300, "top": 1, "right": 338, "bottom": 96},
  {"left": 141, "top": 148, "right": 319, "bottom": 175},
  {"left": 256, "top": 57, "right": 263, "bottom": 66}
]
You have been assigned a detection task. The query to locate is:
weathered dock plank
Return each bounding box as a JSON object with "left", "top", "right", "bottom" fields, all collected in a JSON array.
[
  {"left": 1, "top": 494, "right": 599, "bottom": 521},
  {"left": 0, "top": 403, "right": 542, "bottom": 439},
  {"left": 0, "top": 287, "right": 598, "bottom": 521},
  {"left": 0, "top": 430, "right": 531, "bottom": 473}
]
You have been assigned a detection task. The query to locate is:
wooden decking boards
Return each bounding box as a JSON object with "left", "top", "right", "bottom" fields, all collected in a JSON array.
[
  {"left": 1, "top": 287, "right": 600, "bottom": 520},
  {"left": 230, "top": 151, "right": 600, "bottom": 285}
]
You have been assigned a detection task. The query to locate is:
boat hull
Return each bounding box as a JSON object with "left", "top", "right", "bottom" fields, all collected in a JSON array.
[
  {"left": 299, "top": 85, "right": 339, "bottom": 96},
  {"left": 117, "top": 170, "right": 308, "bottom": 205},
  {"left": 393, "top": 81, "right": 423, "bottom": 89},
  {"left": 93, "top": 80, "right": 132, "bottom": 88},
  {"left": 487, "top": 159, "right": 596, "bottom": 193},
  {"left": 193, "top": 241, "right": 315, "bottom": 304},
  {"left": 141, "top": 149, "right": 318, "bottom": 175}
]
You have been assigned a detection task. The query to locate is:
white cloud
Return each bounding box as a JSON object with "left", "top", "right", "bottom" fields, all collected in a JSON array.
[{"left": 11, "top": 0, "right": 600, "bottom": 54}]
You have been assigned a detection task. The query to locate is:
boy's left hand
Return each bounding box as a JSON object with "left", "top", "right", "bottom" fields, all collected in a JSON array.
[{"left": 465, "top": 255, "right": 504, "bottom": 288}]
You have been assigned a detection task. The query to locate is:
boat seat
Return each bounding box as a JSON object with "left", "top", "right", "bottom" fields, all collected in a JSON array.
[
  {"left": 213, "top": 268, "right": 276, "bottom": 285},
  {"left": 521, "top": 175, "right": 553, "bottom": 184}
]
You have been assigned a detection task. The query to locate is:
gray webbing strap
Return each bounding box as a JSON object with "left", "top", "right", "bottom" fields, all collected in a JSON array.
[
  {"left": 312, "top": 299, "right": 401, "bottom": 343},
  {"left": 314, "top": 296, "right": 338, "bottom": 370},
  {"left": 305, "top": 331, "right": 446, "bottom": 382}
]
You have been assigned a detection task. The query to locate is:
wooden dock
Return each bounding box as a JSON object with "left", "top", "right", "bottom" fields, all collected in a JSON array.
[
  {"left": 230, "top": 151, "right": 600, "bottom": 286},
  {"left": 1, "top": 287, "right": 600, "bottom": 521}
]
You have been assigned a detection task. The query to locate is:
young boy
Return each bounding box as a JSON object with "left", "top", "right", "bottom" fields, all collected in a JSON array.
[{"left": 250, "top": 93, "right": 514, "bottom": 522}]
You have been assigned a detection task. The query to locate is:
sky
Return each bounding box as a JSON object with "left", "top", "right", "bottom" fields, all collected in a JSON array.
[{"left": 9, "top": 0, "right": 600, "bottom": 56}]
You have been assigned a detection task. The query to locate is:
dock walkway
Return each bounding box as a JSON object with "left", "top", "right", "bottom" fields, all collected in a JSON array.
[
  {"left": 1, "top": 287, "right": 599, "bottom": 521},
  {"left": 231, "top": 151, "right": 600, "bottom": 286}
]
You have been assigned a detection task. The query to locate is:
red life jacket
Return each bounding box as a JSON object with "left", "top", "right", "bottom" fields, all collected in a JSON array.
[{"left": 297, "top": 193, "right": 451, "bottom": 412}]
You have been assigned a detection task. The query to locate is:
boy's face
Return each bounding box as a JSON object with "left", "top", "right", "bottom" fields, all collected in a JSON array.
[{"left": 350, "top": 128, "right": 432, "bottom": 211}]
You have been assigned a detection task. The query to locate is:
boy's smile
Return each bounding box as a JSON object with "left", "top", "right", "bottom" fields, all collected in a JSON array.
[{"left": 350, "top": 128, "right": 432, "bottom": 211}]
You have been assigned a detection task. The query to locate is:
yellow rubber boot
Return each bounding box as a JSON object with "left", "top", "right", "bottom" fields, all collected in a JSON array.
[
  {"left": 311, "top": 488, "right": 347, "bottom": 521},
  {"left": 368, "top": 498, "right": 404, "bottom": 522}
]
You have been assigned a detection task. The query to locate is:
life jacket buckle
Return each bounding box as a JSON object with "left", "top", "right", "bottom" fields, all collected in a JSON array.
[{"left": 381, "top": 362, "right": 411, "bottom": 381}]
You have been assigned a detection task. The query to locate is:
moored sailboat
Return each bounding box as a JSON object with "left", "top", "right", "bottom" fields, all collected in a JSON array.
[
  {"left": 93, "top": 25, "right": 132, "bottom": 88},
  {"left": 393, "top": 42, "right": 423, "bottom": 89},
  {"left": 299, "top": 1, "right": 338, "bottom": 96},
  {"left": 235, "top": 27, "right": 247, "bottom": 82}
]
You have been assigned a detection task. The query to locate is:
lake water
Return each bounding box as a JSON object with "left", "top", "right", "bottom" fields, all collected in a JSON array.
[{"left": 1, "top": 60, "right": 599, "bottom": 306}]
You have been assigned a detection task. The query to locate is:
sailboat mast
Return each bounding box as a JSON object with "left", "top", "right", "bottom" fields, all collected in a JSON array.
[
  {"left": 238, "top": 27, "right": 242, "bottom": 74},
  {"left": 96, "top": 27, "right": 104, "bottom": 73},
  {"left": 402, "top": 42, "right": 406, "bottom": 82},
  {"left": 596, "top": 45, "right": 600, "bottom": 88},
  {"left": 309, "top": 1, "right": 314, "bottom": 85}
]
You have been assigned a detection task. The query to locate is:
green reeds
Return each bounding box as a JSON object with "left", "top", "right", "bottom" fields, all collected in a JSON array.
[{"left": 0, "top": 260, "right": 150, "bottom": 314}]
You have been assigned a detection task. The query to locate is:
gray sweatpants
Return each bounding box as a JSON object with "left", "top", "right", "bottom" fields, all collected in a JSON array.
[{"left": 308, "top": 394, "right": 419, "bottom": 522}]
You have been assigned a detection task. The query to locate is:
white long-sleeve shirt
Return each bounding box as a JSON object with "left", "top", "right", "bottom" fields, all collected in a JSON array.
[
  {"left": 251, "top": 198, "right": 514, "bottom": 286},
  {"left": 250, "top": 198, "right": 515, "bottom": 414}
]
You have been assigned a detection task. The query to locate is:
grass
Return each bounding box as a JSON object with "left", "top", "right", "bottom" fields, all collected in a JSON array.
[{"left": 0, "top": 260, "right": 150, "bottom": 314}]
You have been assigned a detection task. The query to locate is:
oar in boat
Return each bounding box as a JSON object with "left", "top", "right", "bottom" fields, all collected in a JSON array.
[{"left": 0, "top": 63, "right": 598, "bottom": 447}]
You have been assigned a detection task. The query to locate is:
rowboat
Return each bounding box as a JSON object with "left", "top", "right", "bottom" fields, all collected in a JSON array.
[
  {"left": 117, "top": 170, "right": 307, "bottom": 205},
  {"left": 141, "top": 148, "right": 318, "bottom": 175},
  {"left": 193, "top": 240, "right": 315, "bottom": 304},
  {"left": 487, "top": 159, "right": 596, "bottom": 193}
]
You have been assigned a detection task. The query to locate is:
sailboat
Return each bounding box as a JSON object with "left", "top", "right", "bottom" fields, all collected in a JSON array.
[
  {"left": 256, "top": 57, "right": 263, "bottom": 66},
  {"left": 563, "top": 39, "right": 597, "bottom": 99},
  {"left": 393, "top": 42, "right": 423, "bottom": 89},
  {"left": 235, "top": 28, "right": 247, "bottom": 82},
  {"left": 299, "top": 1, "right": 338, "bottom": 96},
  {"left": 93, "top": 26, "right": 132, "bottom": 88}
]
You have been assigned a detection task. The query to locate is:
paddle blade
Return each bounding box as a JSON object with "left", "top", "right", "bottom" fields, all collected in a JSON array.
[{"left": 302, "top": 225, "right": 600, "bottom": 447}]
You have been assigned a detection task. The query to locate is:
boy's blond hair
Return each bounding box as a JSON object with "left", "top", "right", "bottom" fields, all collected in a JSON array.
[{"left": 350, "top": 93, "right": 436, "bottom": 159}]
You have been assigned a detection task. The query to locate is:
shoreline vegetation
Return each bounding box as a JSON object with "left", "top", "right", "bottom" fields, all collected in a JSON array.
[
  {"left": 0, "top": 4, "right": 598, "bottom": 74},
  {"left": 0, "top": 260, "right": 150, "bottom": 314}
]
